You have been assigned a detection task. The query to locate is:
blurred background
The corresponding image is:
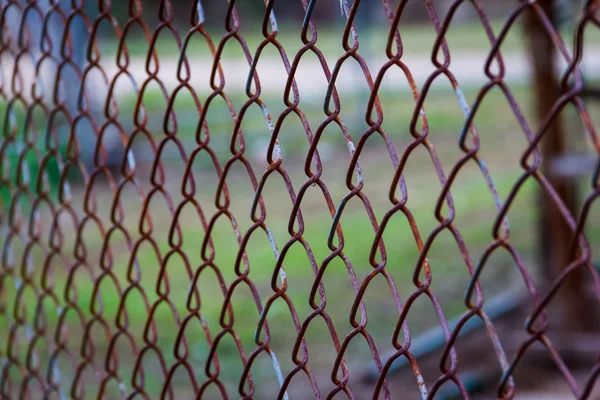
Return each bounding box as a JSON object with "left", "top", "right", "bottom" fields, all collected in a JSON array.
[{"left": 1, "top": 0, "right": 599, "bottom": 399}]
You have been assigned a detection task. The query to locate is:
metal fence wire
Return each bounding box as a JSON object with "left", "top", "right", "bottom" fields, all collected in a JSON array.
[{"left": 1, "top": 0, "right": 600, "bottom": 399}]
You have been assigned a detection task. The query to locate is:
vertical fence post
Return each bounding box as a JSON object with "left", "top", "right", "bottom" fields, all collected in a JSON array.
[{"left": 524, "top": 0, "right": 592, "bottom": 332}]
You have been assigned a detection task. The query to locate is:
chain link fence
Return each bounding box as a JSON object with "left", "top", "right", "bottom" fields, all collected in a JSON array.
[{"left": 1, "top": 0, "right": 599, "bottom": 399}]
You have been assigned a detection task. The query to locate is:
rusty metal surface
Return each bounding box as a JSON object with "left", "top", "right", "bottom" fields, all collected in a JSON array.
[{"left": 0, "top": 0, "right": 599, "bottom": 399}]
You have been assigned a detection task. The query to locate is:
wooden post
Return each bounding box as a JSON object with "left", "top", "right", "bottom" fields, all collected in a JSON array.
[{"left": 524, "top": 0, "right": 593, "bottom": 331}]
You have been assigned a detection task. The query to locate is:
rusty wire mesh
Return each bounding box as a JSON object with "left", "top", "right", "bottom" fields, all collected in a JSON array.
[{"left": 1, "top": 0, "right": 600, "bottom": 399}]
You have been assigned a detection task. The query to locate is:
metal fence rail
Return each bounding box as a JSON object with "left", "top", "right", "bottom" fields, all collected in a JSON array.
[{"left": 1, "top": 0, "right": 599, "bottom": 399}]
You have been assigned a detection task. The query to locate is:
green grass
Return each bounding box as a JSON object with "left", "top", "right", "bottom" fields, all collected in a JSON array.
[
  {"left": 98, "top": 19, "right": 525, "bottom": 63},
  {"left": 2, "top": 144, "right": 598, "bottom": 398},
  {"left": 0, "top": 131, "right": 575, "bottom": 398},
  {"left": 3, "top": 69, "right": 600, "bottom": 397},
  {"left": 114, "top": 81, "right": 535, "bottom": 160},
  {"left": 4, "top": 59, "right": 600, "bottom": 391}
]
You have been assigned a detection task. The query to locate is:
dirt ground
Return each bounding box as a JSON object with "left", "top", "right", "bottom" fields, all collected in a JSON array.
[{"left": 348, "top": 300, "right": 600, "bottom": 400}]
